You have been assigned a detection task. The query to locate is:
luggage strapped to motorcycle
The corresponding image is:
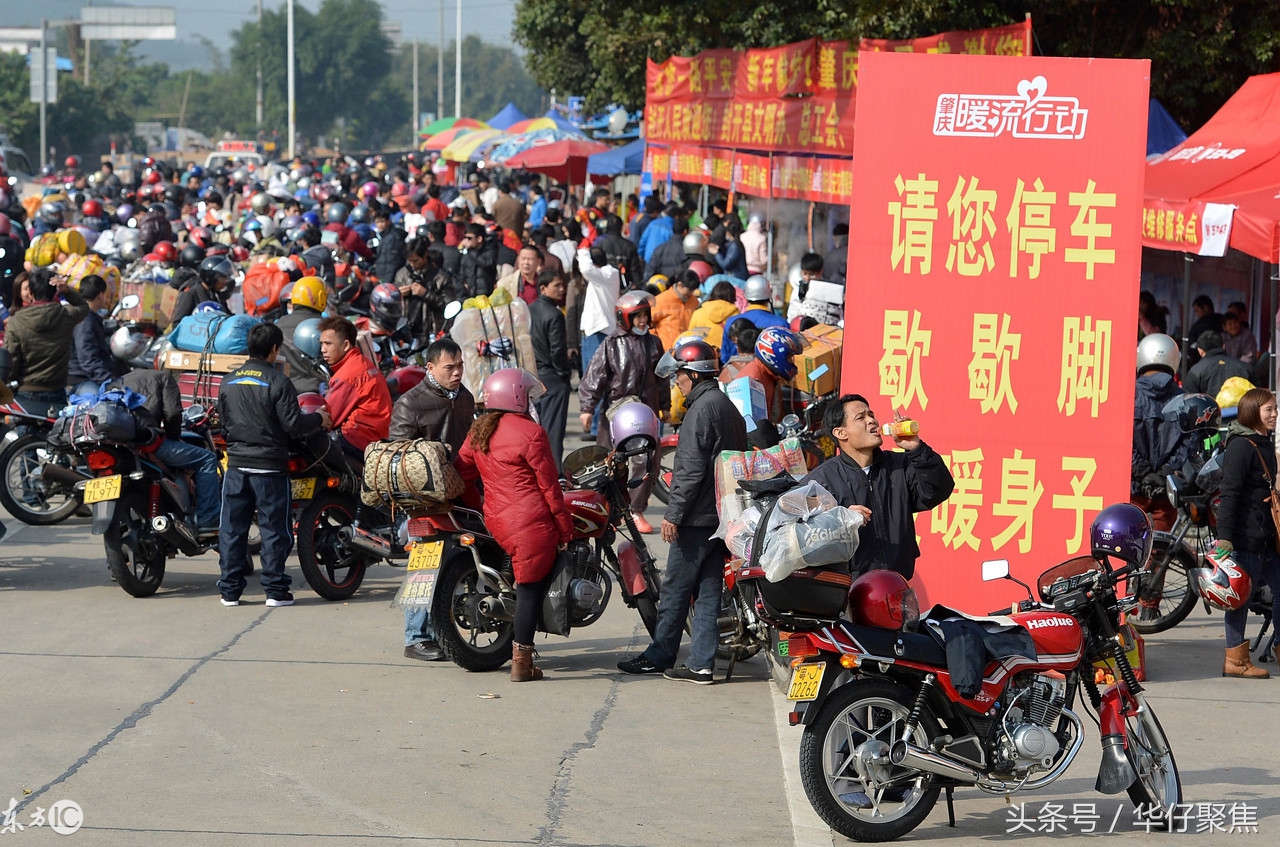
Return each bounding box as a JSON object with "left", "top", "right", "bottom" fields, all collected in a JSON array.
[{"left": 362, "top": 439, "right": 463, "bottom": 516}]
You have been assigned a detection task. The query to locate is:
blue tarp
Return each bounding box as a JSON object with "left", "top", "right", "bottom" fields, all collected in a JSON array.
[
  {"left": 1148, "top": 99, "right": 1187, "bottom": 158},
  {"left": 487, "top": 102, "right": 528, "bottom": 131},
  {"left": 541, "top": 110, "right": 583, "bottom": 135},
  {"left": 587, "top": 137, "right": 646, "bottom": 176}
]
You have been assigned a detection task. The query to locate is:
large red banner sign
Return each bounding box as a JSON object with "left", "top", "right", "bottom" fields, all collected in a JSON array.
[
  {"left": 843, "top": 52, "right": 1149, "bottom": 610},
  {"left": 645, "top": 21, "right": 1032, "bottom": 155}
]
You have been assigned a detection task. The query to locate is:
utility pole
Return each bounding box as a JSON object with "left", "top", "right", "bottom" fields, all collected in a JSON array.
[
  {"left": 39, "top": 20, "right": 48, "bottom": 170},
  {"left": 256, "top": 0, "right": 263, "bottom": 128},
  {"left": 454, "top": 0, "right": 462, "bottom": 118},
  {"left": 437, "top": 0, "right": 444, "bottom": 123},
  {"left": 287, "top": 0, "right": 296, "bottom": 159},
  {"left": 412, "top": 39, "right": 419, "bottom": 146}
]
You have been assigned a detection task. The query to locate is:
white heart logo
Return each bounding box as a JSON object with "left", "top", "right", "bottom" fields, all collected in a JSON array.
[{"left": 1017, "top": 76, "right": 1047, "bottom": 106}]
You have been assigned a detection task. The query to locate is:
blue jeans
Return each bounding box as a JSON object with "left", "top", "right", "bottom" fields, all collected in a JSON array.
[
  {"left": 13, "top": 389, "right": 67, "bottom": 426},
  {"left": 404, "top": 605, "right": 435, "bottom": 646},
  {"left": 642, "top": 524, "right": 724, "bottom": 673},
  {"left": 152, "top": 438, "right": 222, "bottom": 528},
  {"left": 580, "top": 331, "right": 608, "bottom": 436},
  {"left": 1225, "top": 549, "right": 1280, "bottom": 648},
  {"left": 217, "top": 468, "right": 293, "bottom": 600}
]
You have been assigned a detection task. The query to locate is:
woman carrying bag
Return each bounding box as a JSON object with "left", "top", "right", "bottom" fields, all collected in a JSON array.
[
  {"left": 1214, "top": 387, "right": 1280, "bottom": 679},
  {"left": 456, "top": 368, "right": 574, "bottom": 682}
]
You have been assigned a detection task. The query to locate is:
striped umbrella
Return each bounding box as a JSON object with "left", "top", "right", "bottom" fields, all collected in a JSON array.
[
  {"left": 487, "top": 128, "right": 583, "bottom": 166},
  {"left": 502, "top": 117, "right": 559, "bottom": 135},
  {"left": 421, "top": 126, "right": 477, "bottom": 152},
  {"left": 419, "top": 116, "right": 488, "bottom": 137},
  {"left": 440, "top": 129, "right": 506, "bottom": 163}
]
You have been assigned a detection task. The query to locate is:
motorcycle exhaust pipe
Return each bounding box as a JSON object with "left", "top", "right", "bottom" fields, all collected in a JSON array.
[
  {"left": 38, "top": 463, "right": 92, "bottom": 485},
  {"left": 150, "top": 515, "right": 203, "bottom": 556},
  {"left": 477, "top": 594, "right": 517, "bottom": 621},
  {"left": 338, "top": 525, "right": 392, "bottom": 559},
  {"left": 889, "top": 740, "right": 981, "bottom": 785},
  {"left": 1094, "top": 734, "right": 1138, "bottom": 795}
]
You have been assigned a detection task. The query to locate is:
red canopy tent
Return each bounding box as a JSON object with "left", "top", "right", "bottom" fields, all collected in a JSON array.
[
  {"left": 1144, "top": 73, "right": 1280, "bottom": 377},
  {"left": 504, "top": 139, "right": 609, "bottom": 185}
]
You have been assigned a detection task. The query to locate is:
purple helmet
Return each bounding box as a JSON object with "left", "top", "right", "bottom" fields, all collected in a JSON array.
[
  {"left": 1089, "top": 503, "right": 1152, "bottom": 567},
  {"left": 369, "top": 282, "right": 403, "bottom": 328},
  {"left": 481, "top": 368, "right": 545, "bottom": 415},
  {"left": 755, "top": 327, "right": 805, "bottom": 380},
  {"left": 609, "top": 402, "right": 659, "bottom": 454},
  {"left": 116, "top": 204, "right": 133, "bottom": 224}
]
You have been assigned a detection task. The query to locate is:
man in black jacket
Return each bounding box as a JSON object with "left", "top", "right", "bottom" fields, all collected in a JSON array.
[
  {"left": 1184, "top": 331, "right": 1251, "bottom": 398},
  {"left": 216, "top": 323, "right": 330, "bottom": 606},
  {"left": 66, "top": 275, "right": 117, "bottom": 388},
  {"left": 458, "top": 223, "right": 498, "bottom": 296},
  {"left": 618, "top": 340, "right": 747, "bottom": 684},
  {"left": 373, "top": 209, "right": 406, "bottom": 284},
  {"left": 648, "top": 217, "right": 691, "bottom": 283},
  {"left": 803, "top": 394, "right": 954, "bottom": 580},
  {"left": 530, "top": 270, "right": 570, "bottom": 470}
]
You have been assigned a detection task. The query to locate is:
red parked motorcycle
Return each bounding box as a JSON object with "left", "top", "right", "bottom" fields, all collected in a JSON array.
[{"left": 748, "top": 510, "right": 1179, "bottom": 842}]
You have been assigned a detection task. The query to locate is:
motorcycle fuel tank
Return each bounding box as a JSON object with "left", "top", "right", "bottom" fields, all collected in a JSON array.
[
  {"left": 565, "top": 488, "right": 609, "bottom": 538},
  {"left": 1011, "top": 610, "right": 1084, "bottom": 668}
]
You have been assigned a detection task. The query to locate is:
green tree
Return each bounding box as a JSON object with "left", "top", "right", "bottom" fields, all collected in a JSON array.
[{"left": 514, "top": 0, "right": 1280, "bottom": 132}]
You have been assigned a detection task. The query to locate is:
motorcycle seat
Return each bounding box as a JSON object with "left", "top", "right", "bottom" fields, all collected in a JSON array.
[{"left": 835, "top": 621, "right": 948, "bottom": 668}]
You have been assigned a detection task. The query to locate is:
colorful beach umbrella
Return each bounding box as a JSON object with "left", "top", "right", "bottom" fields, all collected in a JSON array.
[
  {"left": 421, "top": 126, "right": 477, "bottom": 152},
  {"left": 441, "top": 129, "right": 506, "bottom": 163},
  {"left": 487, "top": 128, "right": 584, "bottom": 166},
  {"left": 504, "top": 139, "right": 610, "bottom": 183},
  {"left": 418, "top": 116, "right": 488, "bottom": 137},
  {"left": 503, "top": 117, "right": 559, "bottom": 135}
]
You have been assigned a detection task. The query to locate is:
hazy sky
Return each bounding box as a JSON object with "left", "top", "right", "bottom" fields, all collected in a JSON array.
[{"left": 4, "top": 0, "right": 520, "bottom": 49}]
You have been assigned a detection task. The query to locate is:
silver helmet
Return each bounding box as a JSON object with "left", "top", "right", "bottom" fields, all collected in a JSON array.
[
  {"left": 681, "top": 230, "right": 708, "bottom": 257},
  {"left": 1136, "top": 333, "right": 1179, "bottom": 376},
  {"left": 744, "top": 274, "right": 771, "bottom": 303}
]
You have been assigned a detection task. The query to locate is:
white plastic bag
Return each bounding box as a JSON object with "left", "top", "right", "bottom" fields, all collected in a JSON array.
[
  {"left": 767, "top": 481, "right": 839, "bottom": 531},
  {"left": 724, "top": 506, "right": 762, "bottom": 560},
  {"left": 759, "top": 496, "right": 864, "bottom": 582}
]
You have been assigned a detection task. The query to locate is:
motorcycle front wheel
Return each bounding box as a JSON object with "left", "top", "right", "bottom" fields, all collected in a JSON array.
[
  {"left": 1124, "top": 699, "right": 1182, "bottom": 827},
  {"left": 1130, "top": 536, "right": 1199, "bottom": 635},
  {"left": 295, "top": 493, "right": 369, "bottom": 600},
  {"left": 432, "top": 551, "right": 514, "bottom": 672},
  {"left": 652, "top": 443, "right": 675, "bottom": 505},
  {"left": 105, "top": 509, "right": 167, "bottom": 598},
  {"left": 799, "top": 678, "right": 941, "bottom": 843},
  {"left": 0, "top": 433, "right": 81, "bottom": 525}
]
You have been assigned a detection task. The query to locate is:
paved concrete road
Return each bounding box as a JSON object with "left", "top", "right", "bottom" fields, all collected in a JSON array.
[{"left": 4, "top": 511, "right": 1279, "bottom": 846}]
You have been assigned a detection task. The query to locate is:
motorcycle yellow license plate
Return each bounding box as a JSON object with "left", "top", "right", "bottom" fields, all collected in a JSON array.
[
  {"left": 83, "top": 475, "right": 122, "bottom": 505},
  {"left": 787, "top": 663, "right": 825, "bottom": 701},
  {"left": 407, "top": 540, "right": 444, "bottom": 571},
  {"left": 290, "top": 478, "right": 316, "bottom": 500}
]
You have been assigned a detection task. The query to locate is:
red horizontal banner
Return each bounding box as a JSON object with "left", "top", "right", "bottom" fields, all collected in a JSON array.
[
  {"left": 650, "top": 144, "right": 853, "bottom": 206},
  {"left": 860, "top": 20, "right": 1031, "bottom": 57}
]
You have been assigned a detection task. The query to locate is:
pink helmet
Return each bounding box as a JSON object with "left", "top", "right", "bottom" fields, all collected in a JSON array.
[
  {"left": 481, "top": 368, "right": 545, "bottom": 415},
  {"left": 391, "top": 182, "right": 410, "bottom": 197},
  {"left": 360, "top": 181, "right": 380, "bottom": 200},
  {"left": 609, "top": 402, "right": 659, "bottom": 454}
]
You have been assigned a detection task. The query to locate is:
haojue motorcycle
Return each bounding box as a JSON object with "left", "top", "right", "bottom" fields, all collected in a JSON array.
[
  {"left": 743, "top": 503, "right": 1179, "bottom": 843},
  {"left": 0, "top": 353, "right": 86, "bottom": 524},
  {"left": 400, "top": 442, "right": 664, "bottom": 672},
  {"left": 67, "top": 403, "right": 220, "bottom": 597}
]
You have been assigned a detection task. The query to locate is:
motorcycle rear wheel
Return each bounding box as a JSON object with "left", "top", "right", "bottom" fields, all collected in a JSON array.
[
  {"left": 1124, "top": 701, "right": 1182, "bottom": 827},
  {"left": 295, "top": 493, "right": 369, "bottom": 601},
  {"left": 799, "top": 678, "right": 941, "bottom": 843},
  {"left": 0, "top": 433, "right": 81, "bottom": 525},
  {"left": 105, "top": 516, "right": 166, "bottom": 598},
  {"left": 433, "top": 552, "right": 514, "bottom": 672},
  {"left": 1130, "top": 537, "right": 1199, "bottom": 635}
]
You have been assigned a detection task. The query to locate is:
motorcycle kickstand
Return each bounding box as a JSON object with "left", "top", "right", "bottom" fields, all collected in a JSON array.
[
  {"left": 944, "top": 786, "right": 956, "bottom": 827},
  {"left": 725, "top": 651, "right": 737, "bottom": 683}
]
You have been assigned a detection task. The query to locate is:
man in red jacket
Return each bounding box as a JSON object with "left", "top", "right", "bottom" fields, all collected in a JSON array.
[{"left": 318, "top": 316, "right": 391, "bottom": 460}]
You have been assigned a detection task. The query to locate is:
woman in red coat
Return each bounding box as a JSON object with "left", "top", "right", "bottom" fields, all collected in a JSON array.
[{"left": 456, "top": 368, "right": 574, "bottom": 681}]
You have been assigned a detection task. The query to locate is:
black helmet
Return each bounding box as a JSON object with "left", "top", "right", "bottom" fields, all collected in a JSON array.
[
  {"left": 179, "top": 244, "right": 206, "bottom": 269},
  {"left": 199, "top": 254, "right": 234, "bottom": 287},
  {"left": 1161, "top": 394, "right": 1221, "bottom": 434},
  {"left": 148, "top": 202, "right": 166, "bottom": 215},
  {"left": 349, "top": 204, "right": 371, "bottom": 224},
  {"left": 164, "top": 184, "right": 183, "bottom": 204},
  {"left": 326, "top": 202, "right": 348, "bottom": 224}
]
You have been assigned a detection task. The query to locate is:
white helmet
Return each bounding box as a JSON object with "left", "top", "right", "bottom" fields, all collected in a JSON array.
[
  {"left": 682, "top": 230, "right": 708, "bottom": 257},
  {"left": 744, "top": 274, "right": 771, "bottom": 303},
  {"left": 110, "top": 326, "right": 150, "bottom": 361},
  {"left": 1137, "top": 333, "right": 1180, "bottom": 376}
]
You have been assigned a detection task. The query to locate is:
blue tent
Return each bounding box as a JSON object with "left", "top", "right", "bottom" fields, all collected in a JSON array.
[
  {"left": 487, "top": 102, "right": 528, "bottom": 131},
  {"left": 1148, "top": 99, "right": 1187, "bottom": 158},
  {"left": 587, "top": 137, "right": 646, "bottom": 176},
  {"left": 541, "top": 109, "right": 583, "bottom": 135}
]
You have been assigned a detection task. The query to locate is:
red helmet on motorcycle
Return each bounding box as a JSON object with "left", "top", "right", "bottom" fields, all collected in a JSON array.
[
  {"left": 230, "top": 245, "right": 250, "bottom": 263},
  {"left": 387, "top": 365, "right": 426, "bottom": 395},
  {"left": 81, "top": 198, "right": 103, "bottom": 218},
  {"left": 848, "top": 571, "right": 920, "bottom": 632},
  {"left": 687, "top": 260, "right": 713, "bottom": 284},
  {"left": 1195, "top": 550, "right": 1251, "bottom": 611},
  {"left": 145, "top": 169, "right": 163, "bottom": 185},
  {"left": 297, "top": 392, "right": 329, "bottom": 416},
  {"left": 615, "top": 289, "right": 655, "bottom": 333},
  {"left": 152, "top": 241, "right": 178, "bottom": 264},
  {"left": 188, "top": 225, "right": 213, "bottom": 249}
]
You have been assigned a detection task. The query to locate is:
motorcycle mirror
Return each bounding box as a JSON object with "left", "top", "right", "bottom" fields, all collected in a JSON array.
[
  {"left": 443, "top": 300, "right": 463, "bottom": 320},
  {"left": 981, "top": 559, "right": 1010, "bottom": 582},
  {"left": 183, "top": 403, "right": 206, "bottom": 424},
  {"left": 627, "top": 477, "right": 645, "bottom": 490}
]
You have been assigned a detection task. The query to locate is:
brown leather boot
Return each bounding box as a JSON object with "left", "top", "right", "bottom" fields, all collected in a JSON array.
[
  {"left": 511, "top": 642, "right": 544, "bottom": 682},
  {"left": 1223, "top": 643, "right": 1270, "bottom": 679}
]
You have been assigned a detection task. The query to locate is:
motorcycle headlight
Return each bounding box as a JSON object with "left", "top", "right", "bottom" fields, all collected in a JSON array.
[{"left": 1165, "top": 474, "right": 1179, "bottom": 508}]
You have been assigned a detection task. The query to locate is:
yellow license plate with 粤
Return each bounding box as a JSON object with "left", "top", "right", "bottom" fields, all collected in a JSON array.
[
  {"left": 407, "top": 540, "right": 444, "bottom": 570},
  {"left": 787, "top": 663, "right": 825, "bottom": 701},
  {"left": 290, "top": 478, "right": 316, "bottom": 500},
  {"left": 83, "top": 475, "right": 122, "bottom": 504}
]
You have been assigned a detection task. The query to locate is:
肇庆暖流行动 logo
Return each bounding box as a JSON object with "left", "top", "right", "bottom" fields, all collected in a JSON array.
[{"left": 933, "top": 75, "right": 1088, "bottom": 141}]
